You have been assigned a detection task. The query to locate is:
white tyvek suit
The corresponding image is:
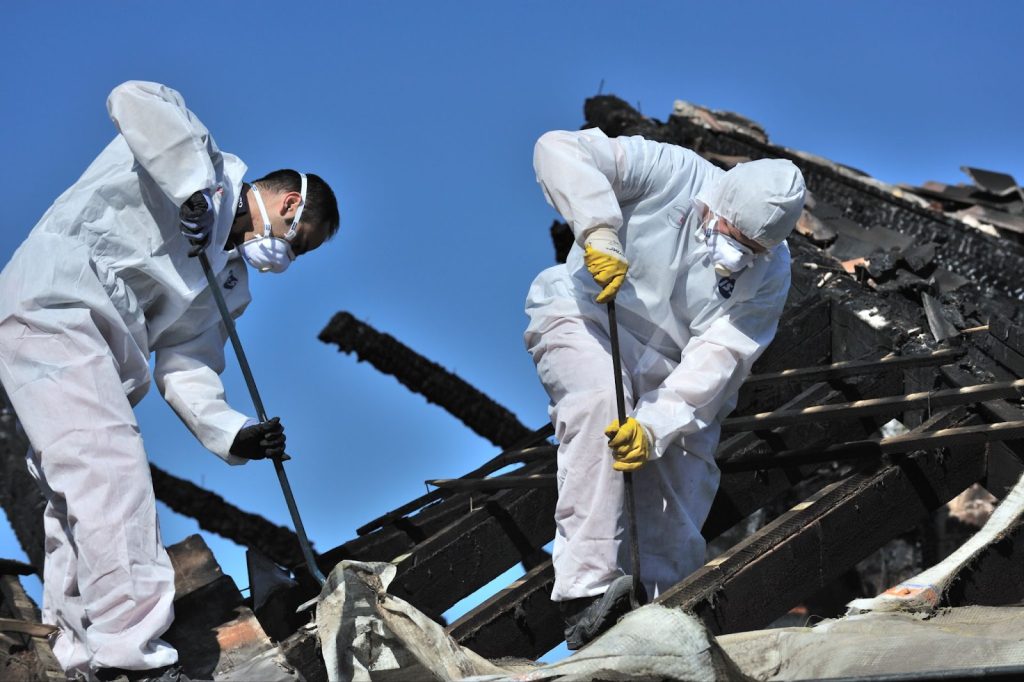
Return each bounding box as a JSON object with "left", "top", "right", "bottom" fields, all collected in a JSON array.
[
  {"left": 0, "top": 81, "right": 254, "bottom": 675},
  {"left": 525, "top": 128, "right": 804, "bottom": 601}
]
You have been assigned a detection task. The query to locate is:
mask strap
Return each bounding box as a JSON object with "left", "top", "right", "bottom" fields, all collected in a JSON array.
[
  {"left": 697, "top": 214, "right": 717, "bottom": 243},
  {"left": 249, "top": 184, "right": 273, "bottom": 238},
  {"left": 283, "top": 173, "right": 307, "bottom": 242}
]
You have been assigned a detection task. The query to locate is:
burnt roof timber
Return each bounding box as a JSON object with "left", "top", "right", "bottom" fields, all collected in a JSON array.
[
  {"left": 743, "top": 347, "right": 966, "bottom": 387},
  {"left": 150, "top": 464, "right": 312, "bottom": 573},
  {"left": 318, "top": 446, "right": 556, "bottom": 568},
  {"left": 425, "top": 474, "right": 554, "bottom": 492},
  {"left": 394, "top": 319, "right": 906, "bottom": 629},
  {"left": 386, "top": 457, "right": 558, "bottom": 620},
  {"left": 656, "top": 406, "right": 984, "bottom": 635},
  {"left": 721, "top": 420, "right": 1024, "bottom": 473},
  {"left": 0, "top": 575, "right": 62, "bottom": 680},
  {"left": 723, "top": 378, "right": 1024, "bottom": 433},
  {"left": 319, "top": 312, "right": 533, "bottom": 449},
  {"left": 457, "top": 408, "right": 989, "bottom": 653},
  {"left": 354, "top": 425, "right": 554, "bottom": 537},
  {"left": 447, "top": 376, "right": 896, "bottom": 659}
]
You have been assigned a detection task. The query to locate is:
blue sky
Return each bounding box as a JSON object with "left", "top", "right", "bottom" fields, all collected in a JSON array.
[{"left": 2, "top": 0, "right": 1022, "bottom": 661}]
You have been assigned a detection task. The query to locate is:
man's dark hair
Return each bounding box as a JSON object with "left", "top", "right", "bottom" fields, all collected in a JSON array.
[{"left": 252, "top": 169, "right": 340, "bottom": 239}]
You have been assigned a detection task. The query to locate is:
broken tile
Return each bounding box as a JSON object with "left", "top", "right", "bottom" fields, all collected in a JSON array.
[
  {"left": 961, "top": 166, "right": 1021, "bottom": 198},
  {"left": 922, "top": 292, "right": 960, "bottom": 342}
]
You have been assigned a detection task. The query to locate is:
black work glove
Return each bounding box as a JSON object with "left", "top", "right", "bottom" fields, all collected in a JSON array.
[
  {"left": 230, "top": 417, "right": 286, "bottom": 460},
  {"left": 179, "top": 190, "right": 215, "bottom": 257}
]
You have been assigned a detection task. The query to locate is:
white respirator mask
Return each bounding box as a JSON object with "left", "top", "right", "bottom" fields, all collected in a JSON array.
[
  {"left": 240, "top": 173, "right": 307, "bottom": 274},
  {"left": 700, "top": 215, "right": 755, "bottom": 277}
]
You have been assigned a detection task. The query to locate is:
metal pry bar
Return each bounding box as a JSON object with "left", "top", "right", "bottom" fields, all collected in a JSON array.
[{"left": 197, "top": 251, "right": 326, "bottom": 585}]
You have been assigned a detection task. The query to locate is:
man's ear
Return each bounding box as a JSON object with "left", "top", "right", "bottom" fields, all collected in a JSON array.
[{"left": 279, "top": 191, "right": 303, "bottom": 218}]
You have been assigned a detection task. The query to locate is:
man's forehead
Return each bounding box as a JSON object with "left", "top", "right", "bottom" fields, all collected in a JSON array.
[{"left": 715, "top": 216, "right": 765, "bottom": 252}]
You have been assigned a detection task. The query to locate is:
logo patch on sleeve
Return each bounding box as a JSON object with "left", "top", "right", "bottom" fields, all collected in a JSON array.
[{"left": 717, "top": 276, "right": 735, "bottom": 299}]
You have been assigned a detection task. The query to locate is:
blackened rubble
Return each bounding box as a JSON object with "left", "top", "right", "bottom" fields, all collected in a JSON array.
[{"left": 901, "top": 166, "right": 1024, "bottom": 238}]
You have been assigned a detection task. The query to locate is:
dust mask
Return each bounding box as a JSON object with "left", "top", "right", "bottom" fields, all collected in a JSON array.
[
  {"left": 701, "top": 215, "right": 755, "bottom": 277},
  {"left": 240, "top": 173, "right": 307, "bottom": 274}
]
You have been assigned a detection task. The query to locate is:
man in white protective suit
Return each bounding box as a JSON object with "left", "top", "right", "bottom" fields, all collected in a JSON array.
[
  {"left": 524, "top": 127, "right": 805, "bottom": 649},
  {"left": 0, "top": 81, "right": 339, "bottom": 681}
]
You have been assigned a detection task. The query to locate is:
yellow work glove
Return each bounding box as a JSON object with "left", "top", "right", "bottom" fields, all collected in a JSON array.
[
  {"left": 605, "top": 417, "right": 650, "bottom": 472},
  {"left": 583, "top": 227, "right": 628, "bottom": 303}
]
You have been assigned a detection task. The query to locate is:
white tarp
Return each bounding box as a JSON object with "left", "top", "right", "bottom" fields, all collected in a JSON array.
[
  {"left": 717, "top": 605, "right": 1024, "bottom": 680},
  {"left": 314, "top": 561, "right": 745, "bottom": 682},
  {"left": 847, "top": 471, "right": 1024, "bottom": 615},
  {"left": 315, "top": 561, "right": 505, "bottom": 681},
  {"left": 313, "top": 561, "right": 1024, "bottom": 681}
]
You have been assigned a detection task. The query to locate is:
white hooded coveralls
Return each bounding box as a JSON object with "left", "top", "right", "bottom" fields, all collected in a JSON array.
[
  {"left": 0, "top": 81, "right": 254, "bottom": 675},
  {"left": 525, "top": 128, "right": 803, "bottom": 601}
]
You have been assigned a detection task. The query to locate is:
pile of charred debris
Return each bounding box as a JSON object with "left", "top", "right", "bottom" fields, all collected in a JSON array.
[{"left": 3, "top": 95, "right": 1024, "bottom": 681}]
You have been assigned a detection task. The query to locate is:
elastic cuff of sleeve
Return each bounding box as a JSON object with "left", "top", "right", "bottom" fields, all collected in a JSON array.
[{"left": 583, "top": 226, "right": 625, "bottom": 258}]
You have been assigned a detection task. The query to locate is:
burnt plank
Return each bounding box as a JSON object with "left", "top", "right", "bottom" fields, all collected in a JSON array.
[
  {"left": 355, "top": 428, "right": 554, "bottom": 536},
  {"left": 0, "top": 575, "right": 62, "bottom": 681},
  {"left": 723, "top": 379, "right": 1024, "bottom": 433},
  {"left": 387, "top": 462, "right": 558, "bottom": 620},
  {"left": 940, "top": 364, "right": 1024, "bottom": 462},
  {"left": 447, "top": 561, "right": 558, "bottom": 660},
  {"left": 656, "top": 410, "right": 984, "bottom": 635},
  {"left": 743, "top": 347, "right": 964, "bottom": 388},
  {"left": 449, "top": 380, "right": 888, "bottom": 660},
  {"left": 320, "top": 489, "right": 483, "bottom": 565},
  {"left": 321, "top": 455, "right": 556, "bottom": 571},
  {"left": 319, "top": 312, "right": 532, "bottom": 449}
]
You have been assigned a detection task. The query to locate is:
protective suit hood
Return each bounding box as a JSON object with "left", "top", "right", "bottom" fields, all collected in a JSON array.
[{"left": 695, "top": 158, "right": 805, "bottom": 249}]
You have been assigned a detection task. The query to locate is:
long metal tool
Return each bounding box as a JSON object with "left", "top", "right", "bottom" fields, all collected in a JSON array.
[
  {"left": 607, "top": 300, "right": 643, "bottom": 608},
  {"left": 197, "top": 251, "right": 326, "bottom": 585}
]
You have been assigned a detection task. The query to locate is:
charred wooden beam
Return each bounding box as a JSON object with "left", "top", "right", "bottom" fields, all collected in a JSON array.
[
  {"left": 0, "top": 574, "right": 62, "bottom": 681},
  {"left": 448, "top": 560, "right": 558, "bottom": 659},
  {"left": 656, "top": 409, "right": 984, "bottom": 635},
  {"left": 0, "top": 560, "right": 33, "bottom": 577},
  {"left": 721, "top": 421, "right": 1024, "bottom": 472},
  {"left": 736, "top": 294, "right": 831, "bottom": 415},
  {"left": 150, "top": 465, "right": 309, "bottom": 572},
  {"left": 448, "top": 378, "right": 889, "bottom": 659},
  {"left": 447, "top": 313, "right": 907, "bottom": 659},
  {"left": 354, "top": 426, "right": 554, "bottom": 537},
  {"left": 321, "top": 490, "right": 483, "bottom": 567},
  {"left": 319, "top": 445, "right": 556, "bottom": 570},
  {"left": 426, "top": 474, "right": 555, "bottom": 492},
  {"left": 387, "top": 459, "right": 558, "bottom": 620},
  {"left": 319, "top": 312, "right": 532, "bottom": 449},
  {"left": 724, "top": 379, "right": 1024, "bottom": 433},
  {"left": 941, "top": 366, "right": 1024, "bottom": 462},
  {"left": 743, "top": 347, "right": 965, "bottom": 388}
]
